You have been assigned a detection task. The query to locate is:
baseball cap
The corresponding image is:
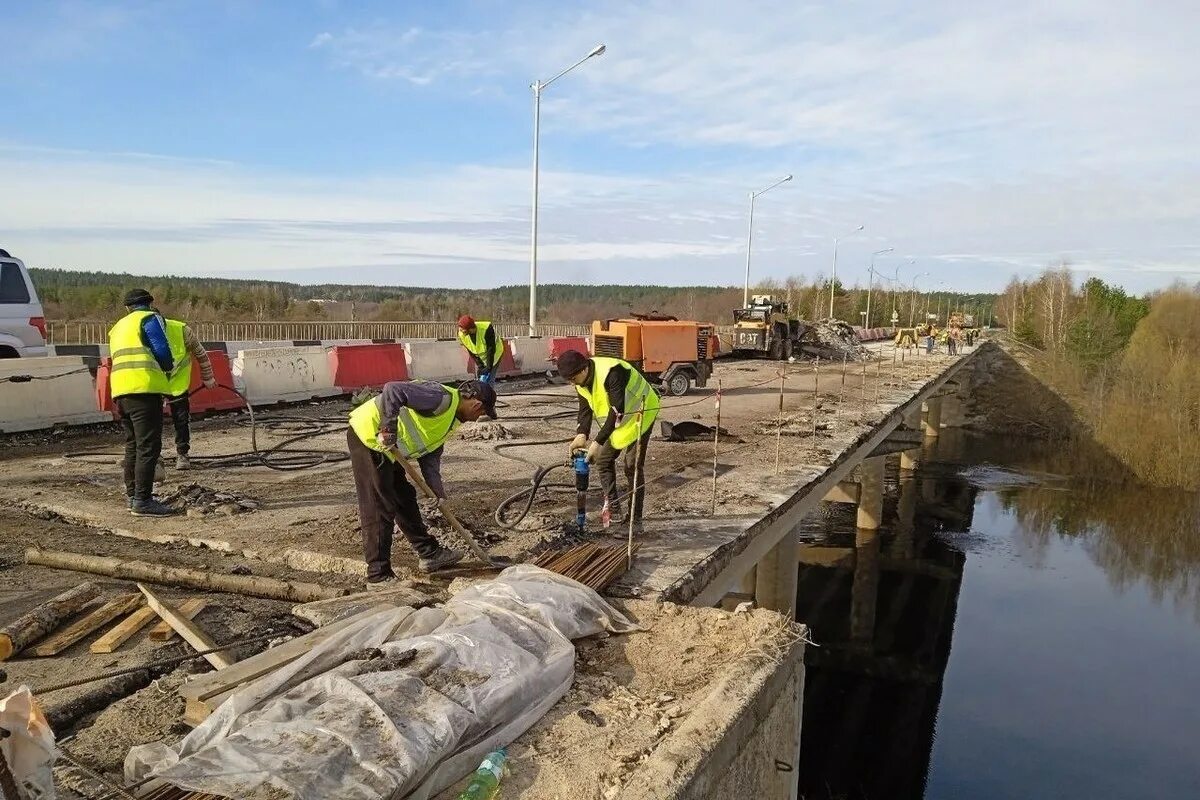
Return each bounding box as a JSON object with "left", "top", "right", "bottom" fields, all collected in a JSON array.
[
  {"left": 457, "top": 315, "right": 475, "bottom": 330},
  {"left": 459, "top": 379, "right": 498, "bottom": 419}
]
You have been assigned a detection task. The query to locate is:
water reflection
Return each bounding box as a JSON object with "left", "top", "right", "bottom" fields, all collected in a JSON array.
[{"left": 795, "top": 427, "right": 1200, "bottom": 800}]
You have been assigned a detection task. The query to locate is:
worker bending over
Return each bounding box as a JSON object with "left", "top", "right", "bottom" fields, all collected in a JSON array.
[
  {"left": 457, "top": 315, "right": 501, "bottom": 384},
  {"left": 556, "top": 349, "right": 660, "bottom": 527},
  {"left": 347, "top": 378, "right": 498, "bottom": 584},
  {"left": 163, "top": 316, "right": 217, "bottom": 470},
  {"left": 108, "top": 289, "right": 181, "bottom": 517}
]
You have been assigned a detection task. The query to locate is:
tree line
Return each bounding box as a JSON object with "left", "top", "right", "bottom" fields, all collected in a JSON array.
[
  {"left": 29, "top": 267, "right": 995, "bottom": 329},
  {"left": 995, "top": 267, "right": 1199, "bottom": 489}
]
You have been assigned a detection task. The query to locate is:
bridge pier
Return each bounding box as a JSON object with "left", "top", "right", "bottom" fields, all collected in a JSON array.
[
  {"left": 922, "top": 396, "right": 943, "bottom": 438},
  {"left": 856, "top": 456, "right": 886, "bottom": 530},
  {"left": 899, "top": 445, "right": 920, "bottom": 472},
  {"left": 754, "top": 528, "right": 799, "bottom": 617},
  {"left": 850, "top": 527, "right": 881, "bottom": 645}
]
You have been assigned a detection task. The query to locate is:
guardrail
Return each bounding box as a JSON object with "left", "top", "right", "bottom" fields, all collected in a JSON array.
[{"left": 46, "top": 320, "right": 591, "bottom": 345}]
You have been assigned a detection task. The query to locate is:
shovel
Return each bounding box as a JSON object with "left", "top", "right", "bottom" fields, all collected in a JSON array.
[{"left": 389, "top": 448, "right": 502, "bottom": 568}]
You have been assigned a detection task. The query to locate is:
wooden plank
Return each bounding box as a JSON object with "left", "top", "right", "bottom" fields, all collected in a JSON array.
[
  {"left": 147, "top": 598, "right": 207, "bottom": 641},
  {"left": 137, "top": 584, "right": 233, "bottom": 670},
  {"left": 33, "top": 594, "right": 142, "bottom": 657},
  {"left": 89, "top": 604, "right": 155, "bottom": 654},
  {"left": 178, "top": 603, "right": 405, "bottom": 701},
  {"left": 184, "top": 686, "right": 237, "bottom": 727},
  {"left": 0, "top": 582, "right": 100, "bottom": 661}
]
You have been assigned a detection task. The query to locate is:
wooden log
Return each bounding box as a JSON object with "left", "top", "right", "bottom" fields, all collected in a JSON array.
[
  {"left": 25, "top": 547, "right": 348, "bottom": 603},
  {"left": 0, "top": 582, "right": 101, "bottom": 661},
  {"left": 148, "top": 599, "right": 208, "bottom": 641},
  {"left": 138, "top": 584, "right": 233, "bottom": 670},
  {"left": 90, "top": 605, "right": 157, "bottom": 654},
  {"left": 34, "top": 593, "right": 142, "bottom": 657}
]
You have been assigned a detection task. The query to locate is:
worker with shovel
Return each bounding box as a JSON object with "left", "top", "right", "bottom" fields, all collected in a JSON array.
[
  {"left": 456, "top": 315, "right": 502, "bottom": 384},
  {"left": 347, "top": 378, "right": 498, "bottom": 585},
  {"left": 556, "top": 349, "right": 660, "bottom": 530}
]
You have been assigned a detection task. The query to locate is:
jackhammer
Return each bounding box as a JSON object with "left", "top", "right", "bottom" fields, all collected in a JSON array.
[{"left": 572, "top": 448, "right": 589, "bottom": 532}]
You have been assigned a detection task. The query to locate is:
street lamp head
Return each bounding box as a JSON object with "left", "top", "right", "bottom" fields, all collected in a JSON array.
[
  {"left": 783, "top": 174, "right": 793, "bottom": 182},
  {"left": 855, "top": 225, "right": 864, "bottom": 231},
  {"left": 588, "top": 44, "right": 607, "bottom": 58}
]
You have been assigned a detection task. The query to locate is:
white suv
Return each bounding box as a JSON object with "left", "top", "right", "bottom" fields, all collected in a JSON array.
[{"left": 0, "top": 249, "right": 49, "bottom": 358}]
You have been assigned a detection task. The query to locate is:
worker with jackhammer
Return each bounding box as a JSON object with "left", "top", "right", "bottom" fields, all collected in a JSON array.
[
  {"left": 108, "top": 289, "right": 182, "bottom": 517},
  {"left": 347, "top": 378, "right": 498, "bottom": 585},
  {"left": 456, "top": 315, "right": 501, "bottom": 384},
  {"left": 556, "top": 349, "right": 660, "bottom": 530}
]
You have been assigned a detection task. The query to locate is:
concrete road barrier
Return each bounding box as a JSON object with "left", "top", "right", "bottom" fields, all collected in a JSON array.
[
  {"left": 328, "top": 343, "right": 409, "bottom": 392},
  {"left": 233, "top": 345, "right": 340, "bottom": 404},
  {"left": 404, "top": 340, "right": 471, "bottom": 382},
  {"left": 0, "top": 356, "right": 114, "bottom": 433},
  {"left": 508, "top": 337, "right": 552, "bottom": 375},
  {"left": 549, "top": 336, "right": 590, "bottom": 361}
]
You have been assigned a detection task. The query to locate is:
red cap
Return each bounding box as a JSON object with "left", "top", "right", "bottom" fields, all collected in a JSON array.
[{"left": 457, "top": 315, "right": 475, "bottom": 330}]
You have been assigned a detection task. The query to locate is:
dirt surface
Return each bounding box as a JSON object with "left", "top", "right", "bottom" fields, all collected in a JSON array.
[{"left": 433, "top": 598, "right": 796, "bottom": 800}]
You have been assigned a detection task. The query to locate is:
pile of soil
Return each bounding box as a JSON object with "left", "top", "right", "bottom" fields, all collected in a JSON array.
[
  {"left": 162, "top": 482, "right": 261, "bottom": 516},
  {"left": 456, "top": 422, "right": 514, "bottom": 441},
  {"left": 801, "top": 320, "right": 871, "bottom": 361}
]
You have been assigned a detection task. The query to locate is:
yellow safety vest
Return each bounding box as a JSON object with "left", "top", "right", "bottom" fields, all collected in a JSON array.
[
  {"left": 575, "top": 356, "right": 660, "bottom": 450},
  {"left": 164, "top": 318, "right": 192, "bottom": 397},
  {"left": 457, "top": 321, "right": 501, "bottom": 368},
  {"left": 108, "top": 310, "right": 169, "bottom": 398},
  {"left": 349, "top": 385, "right": 462, "bottom": 462}
]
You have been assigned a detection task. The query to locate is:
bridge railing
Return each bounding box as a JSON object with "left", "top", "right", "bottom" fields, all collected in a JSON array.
[{"left": 45, "top": 320, "right": 592, "bottom": 345}]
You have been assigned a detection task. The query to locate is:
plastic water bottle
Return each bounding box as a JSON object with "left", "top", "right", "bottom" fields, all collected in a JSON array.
[
  {"left": 457, "top": 749, "right": 508, "bottom": 800},
  {"left": 601, "top": 498, "right": 612, "bottom": 529}
]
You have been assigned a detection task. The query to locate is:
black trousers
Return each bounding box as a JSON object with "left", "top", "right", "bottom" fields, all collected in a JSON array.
[
  {"left": 116, "top": 393, "right": 164, "bottom": 503},
  {"left": 346, "top": 429, "right": 440, "bottom": 579},
  {"left": 167, "top": 394, "right": 191, "bottom": 455},
  {"left": 594, "top": 428, "right": 652, "bottom": 521}
]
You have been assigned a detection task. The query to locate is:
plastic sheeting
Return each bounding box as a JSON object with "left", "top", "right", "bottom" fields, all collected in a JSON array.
[
  {"left": 127, "top": 566, "right": 637, "bottom": 800},
  {"left": 0, "top": 686, "right": 57, "bottom": 799}
]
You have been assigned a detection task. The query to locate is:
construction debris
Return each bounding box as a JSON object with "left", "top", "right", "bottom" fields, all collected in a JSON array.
[
  {"left": 455, "top": 421, "right": 515, "bottom": 441},
  {"left": 658, "top": 420, "right": 740, "bottom": 443},
  {"left": 799, "top": 319, "right": 872, "bottom": 361},
  {"left": 0, "top": 581, "right": 100, "bottom": 661},
  {"left": 161, "top": 482, "right": 261, "bottom": 516},
  {"left": 532, "top": 543, "right": 641, "bottom": 592},
  {"left": 24, "top": 547, "right": 347, "bottom": 603}
]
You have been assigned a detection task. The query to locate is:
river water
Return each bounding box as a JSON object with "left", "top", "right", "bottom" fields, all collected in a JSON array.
[{"left": 795, "top": 428, "right": 1200, "bottom": 799}]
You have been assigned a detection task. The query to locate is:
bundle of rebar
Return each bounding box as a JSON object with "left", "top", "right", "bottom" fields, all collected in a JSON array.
[{"left": 531, "top": 542, "right": 639, "bottom": 592}]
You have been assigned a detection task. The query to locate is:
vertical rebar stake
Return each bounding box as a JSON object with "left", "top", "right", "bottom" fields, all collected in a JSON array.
[
  {"left": 775, "top": 369, "right": 786, "bottom": 474},
  {"left": 711, "top": 379, "right": 722, "bottom": 515},
  {"left": 628, "top": 410, "right": 645, "bottom": 567}
]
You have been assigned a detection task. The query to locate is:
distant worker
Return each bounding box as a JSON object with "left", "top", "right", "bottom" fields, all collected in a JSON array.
[
  {"left": 108, "top": 289, "right": 181, "bottom": 517},
  {"left": 925, "top": 325, "right": 937, "bottom": 355},
  {"left": 347, "top": 378, "right": 498, "bottom": 584},
  {"left": 457, "top": 315, "right": 501, "bottom": 385},
  {"left": 162, "top": 316, "right": 218, "bottom": 470},
  {"left": 556, "top": 349, "right": 660, "bottom": 529}
]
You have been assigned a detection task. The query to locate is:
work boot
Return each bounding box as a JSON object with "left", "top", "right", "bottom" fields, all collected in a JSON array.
[
  {"left": 418, "top": 547, "right": 464, "bottom": 573},
  {"left": 131, "top": 498, "right": 181, "bottom": 517},
  {"left": 175, "top": 454, "right": 192, "bottom": 471},
  {"left": 365, "top": 575, "right": 402, "bottom": 591}
]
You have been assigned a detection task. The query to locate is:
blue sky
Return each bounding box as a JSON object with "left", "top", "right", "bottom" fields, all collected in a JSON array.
[{"left": 2, "top": 0, "right": 1198, "bottom": 293}]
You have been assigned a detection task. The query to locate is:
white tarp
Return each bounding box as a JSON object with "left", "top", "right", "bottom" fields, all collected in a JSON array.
[
  {"left": 0, "top": 686, "right": 57, "bottom": 799},
  {"left": 127, "top": 566, "right": 636, "bottom": 799}
]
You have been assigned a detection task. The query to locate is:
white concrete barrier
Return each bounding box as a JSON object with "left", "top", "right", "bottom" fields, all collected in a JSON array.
[
  {"left": 223, "top": 340, "right": 297, "bottom": 355},
  {"left": 233, "top": 345, "right": 340, "bottom": 404},
  {"left": 509, "top": 337, "right": 552, "bottom": 375},
  {"left": 0, "top": 356, "right": 113, "bottom": 433},
  {"left": 403, "top": 339, "right": 471, "bottom": 382}
]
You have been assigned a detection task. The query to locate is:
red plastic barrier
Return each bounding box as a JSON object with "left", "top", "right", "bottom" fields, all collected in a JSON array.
[
  {"left": 328, "top": 343, "right": 409, "bottom": 392},
  {"left": 550, "top": 336, "right": 590, "bottom": 360},
  {"left": 186, "top": 351, "right": 242, "bottom": 412},
  {"left": 96, "top": 358, "right": 116, "bottom": 415},
  {"left": 465, "top": 340, "right": 518, "bottom": 378}
]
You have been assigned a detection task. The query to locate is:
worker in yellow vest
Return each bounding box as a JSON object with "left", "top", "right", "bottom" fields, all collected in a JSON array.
[
  {"left": 163, "top": 317, "right": 217, "bottom": 470},
  {"left": 347, "top": 378, "right": 498, "bottom": 585},
  {"left": 556, "top": 349, "right": 660, "bottom": 528},
  {"left": 108, "top": 289, "right": 181, "bottom": 517},
  {"left": 456, "top": 315, "right": 501, "bottom": 384}
]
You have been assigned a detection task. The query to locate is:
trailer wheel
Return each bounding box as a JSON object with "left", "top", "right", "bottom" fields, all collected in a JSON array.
[{"left": 666, "top": 372, "right": 691, "bottom": 397}]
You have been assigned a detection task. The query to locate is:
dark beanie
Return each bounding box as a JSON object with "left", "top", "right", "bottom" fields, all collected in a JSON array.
[
  {"left": 555, "top": 349, "right": 590, "bottom": 378},
  {"left": 123, "top": 288, "right": 154, "bottom": 307}
]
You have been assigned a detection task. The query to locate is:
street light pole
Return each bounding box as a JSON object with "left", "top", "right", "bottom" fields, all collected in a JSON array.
[
  {"left": 890, "top": 258, "right": 913, "bottom": 323},
  {"left": 743, "top": 174, "right": 792, "bottom": 308},
  {"left": 528, "top": 44, "right": 606, "bottom": 336},
  {"left": 829, "top": 224, "right": 864, "bottom": 319},
  {"left": 908, "top": 271, "right": 928, "bottom": 326},
  {"left": 864, "top": 247, "right": 893, "bottom": 328}
]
